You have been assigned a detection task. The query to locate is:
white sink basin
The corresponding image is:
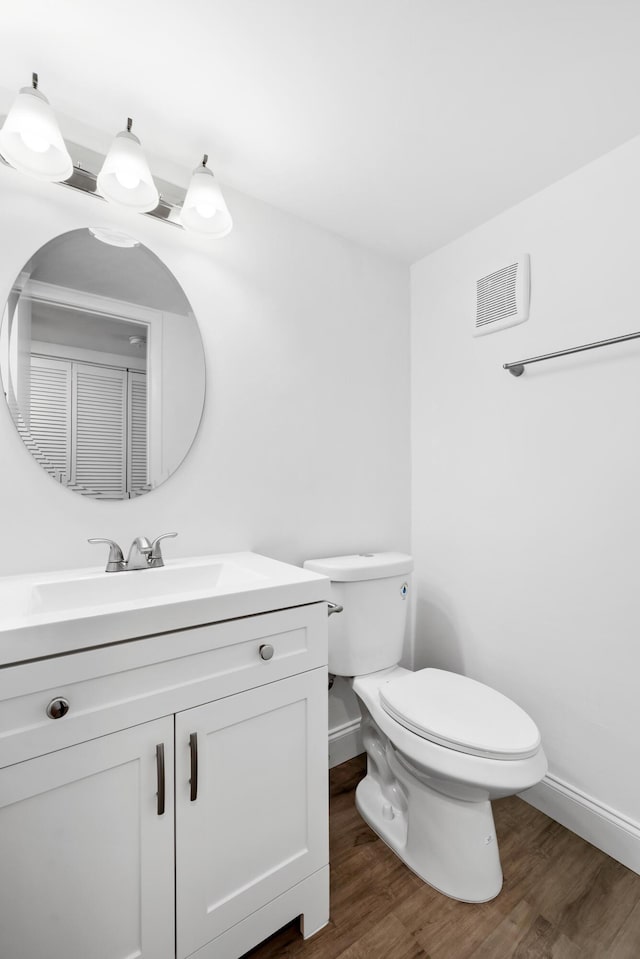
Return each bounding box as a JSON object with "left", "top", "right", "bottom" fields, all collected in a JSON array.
[
  {"left": 0, "top": 552, "right": 328, "bottom": 666},
  {"left": 31, "top": 560, "right": 267, "bottom": 614}
]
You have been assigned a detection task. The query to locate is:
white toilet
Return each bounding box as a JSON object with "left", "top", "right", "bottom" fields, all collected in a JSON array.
[{"left": 304, "top": 552, "right": 547, "bottom": 903}]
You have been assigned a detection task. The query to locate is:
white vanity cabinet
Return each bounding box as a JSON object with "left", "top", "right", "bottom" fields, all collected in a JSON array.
[{"left": 0, "top": 601, "right": 329, "bottom": 959}]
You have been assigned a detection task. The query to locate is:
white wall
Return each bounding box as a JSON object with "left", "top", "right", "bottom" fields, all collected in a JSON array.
[
  {"left": 411, "top": 135, "right": 640, "bottom": 867},
  {"left": 0, "top": 166, "right": 410, "bottom": 578}
]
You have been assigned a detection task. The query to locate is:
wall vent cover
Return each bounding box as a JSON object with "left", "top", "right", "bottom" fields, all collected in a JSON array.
[{"left": 474, "top": 254, "right": 530, "bottom": 336}]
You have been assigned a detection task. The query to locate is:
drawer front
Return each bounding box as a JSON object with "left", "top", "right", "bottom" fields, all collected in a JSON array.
[{"left": 0, "top": 603, "right": 327, "bottom": 768}]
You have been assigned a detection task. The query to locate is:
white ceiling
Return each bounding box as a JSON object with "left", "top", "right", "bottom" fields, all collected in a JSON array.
[{"left": 2, "top": 0, "right": 640, "bottom": 263}]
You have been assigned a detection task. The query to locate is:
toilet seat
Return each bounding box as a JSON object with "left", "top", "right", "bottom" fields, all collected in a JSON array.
[{"left": 379, "top": 668, "right": 541, "bottom": 761}]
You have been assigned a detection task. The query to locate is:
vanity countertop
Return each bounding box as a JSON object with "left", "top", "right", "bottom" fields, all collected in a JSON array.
[{"left": 0, "top": 551, "right": 329, "bottom": 667}]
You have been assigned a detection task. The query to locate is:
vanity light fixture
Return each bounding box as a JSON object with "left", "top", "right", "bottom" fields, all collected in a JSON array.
[
  {"left": 97, "top": 118, "right": 159, "bottom": 213},
  {"left": 0, "top": 73, "right": 233, "bottom": 239},
  {"left": 0, "top": 73, "right": 73, "bottom": 182},
  {"left": 180, "top": 154, "right": 233, "bottom": 238}
]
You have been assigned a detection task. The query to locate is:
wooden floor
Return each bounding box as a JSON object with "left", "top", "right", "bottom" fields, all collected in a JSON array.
[{"left": 244, "top": 755, "right": 640, "bottom": 959}]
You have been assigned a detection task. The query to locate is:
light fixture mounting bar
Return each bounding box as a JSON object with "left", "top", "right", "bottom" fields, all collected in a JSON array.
[{"left": 0, "top": 150, "right": 183, "bottom": 229}]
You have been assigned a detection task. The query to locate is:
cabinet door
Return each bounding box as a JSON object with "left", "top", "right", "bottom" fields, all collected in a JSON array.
[
  {"left": 0, "top": 717, "right": 174, "bottom": 959},
  {"left": 175, "top": 668, "right": 328, "bottom": 958}
]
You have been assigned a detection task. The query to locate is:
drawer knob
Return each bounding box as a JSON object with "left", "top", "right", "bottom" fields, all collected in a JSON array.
[
  {"left": 259, "top": 644, "right": 274, "bottom": 661},
  {"left": 46, "top": 697, "right": 70, "bottom": 720}
]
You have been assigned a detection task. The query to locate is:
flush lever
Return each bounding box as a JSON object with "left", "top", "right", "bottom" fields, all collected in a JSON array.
[{"left": 328, "top": 602, "right": 343, "bottom": 616}]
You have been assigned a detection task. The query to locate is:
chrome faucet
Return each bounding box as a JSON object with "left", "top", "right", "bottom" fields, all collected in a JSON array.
[
  {"left": 126, "top": 536, "right": 154, "bottom": 570},
  {"left": 89, "top": 533, "right": 177, "bottom": 572}
]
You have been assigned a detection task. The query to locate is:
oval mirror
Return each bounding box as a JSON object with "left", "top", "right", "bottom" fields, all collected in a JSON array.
[{"left": 0, "top": 228, "right": 205, "bottom": 499}]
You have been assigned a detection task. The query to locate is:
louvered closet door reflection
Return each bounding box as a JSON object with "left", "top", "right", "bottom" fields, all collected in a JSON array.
[
  {"left": 127, "top": 370, "right": 148, "bottom": 495},
  {"left": 28, "top": 357, "right": 72, "bottom": 483},
  {"left": 71, "top": 363, "right": 127, "bottom": 498}
]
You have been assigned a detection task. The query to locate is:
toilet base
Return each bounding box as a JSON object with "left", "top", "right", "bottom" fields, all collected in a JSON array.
[{"left": 356, "top": 724, "right": 504, "bottom": 902}]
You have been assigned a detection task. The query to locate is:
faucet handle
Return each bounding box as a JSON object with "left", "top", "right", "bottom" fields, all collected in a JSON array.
[
  {"left": 150, "top": 532, "right": 178, "bottom": 563},
  {"left": 88, "top": 538, "right": 125, "bottom": 573}
]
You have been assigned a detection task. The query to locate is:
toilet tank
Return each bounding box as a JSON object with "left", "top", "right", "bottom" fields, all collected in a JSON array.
[{"left": 303, "top": 553, "right": 413, "bottom": 676}]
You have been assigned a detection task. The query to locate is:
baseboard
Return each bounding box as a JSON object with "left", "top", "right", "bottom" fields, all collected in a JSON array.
[
  {"left": 520, "top": 774, "right": 640, "bottom": 875},
  {"left": 329, "top": 717, "right": 363, "bottom": 769}
]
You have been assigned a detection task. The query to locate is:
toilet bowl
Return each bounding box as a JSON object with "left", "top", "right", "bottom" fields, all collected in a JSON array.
[
  {"left": 352, "top": 665, "right": 546, "bottom": 901},
  {"left": 304, "top": 552, "right": 547, "bottom": 902}
]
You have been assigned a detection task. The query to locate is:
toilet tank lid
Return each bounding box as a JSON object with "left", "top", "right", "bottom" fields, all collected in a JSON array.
[{"left": 303, "top": 552, "right": 413, "bottom": 581}]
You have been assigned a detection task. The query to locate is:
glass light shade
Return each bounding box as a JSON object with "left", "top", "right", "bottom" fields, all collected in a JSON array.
[
  {"left": 180, "top": 162, "right": 232, "bottom": 238},
  {"left": 97, "top": 128, "right": 159, "bottom": 213},
  {"left": 0, "top": 85, "right": 73, "bottom": 181}
]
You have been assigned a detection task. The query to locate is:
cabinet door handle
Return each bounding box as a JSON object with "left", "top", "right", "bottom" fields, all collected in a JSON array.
[
  {"left": 156, "top": 743, "right": 166, "bottom": 816},
  {"left": 189, "top": 732, "right": 198, "bottom": 802}
]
